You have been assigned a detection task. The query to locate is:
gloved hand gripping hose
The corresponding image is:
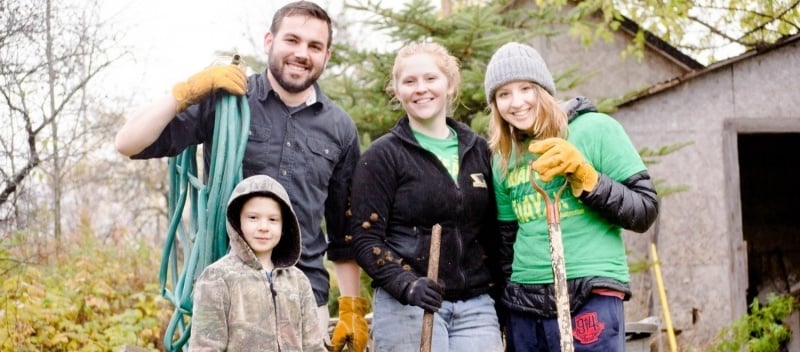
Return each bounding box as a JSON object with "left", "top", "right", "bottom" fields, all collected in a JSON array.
[{"left": 159, "top": 55, "right": 250, "bottom": 352}]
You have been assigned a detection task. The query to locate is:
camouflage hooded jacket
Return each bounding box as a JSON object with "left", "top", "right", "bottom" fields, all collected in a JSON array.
[{"left": 189, "top": 175, "right": 325, "bottom": 351}]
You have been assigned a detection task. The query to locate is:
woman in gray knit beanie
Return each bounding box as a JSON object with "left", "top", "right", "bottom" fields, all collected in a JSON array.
[
  {"left": 485, "top": 42, "right": 659, "bottom": 352},
  {"left": 485, "top": 42, "right": 568, "bottom": 175}
]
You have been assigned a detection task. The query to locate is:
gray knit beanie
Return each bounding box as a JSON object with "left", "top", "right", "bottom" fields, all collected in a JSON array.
[{"left": 484, "top": 42, "right": 556, "bottom": 104}]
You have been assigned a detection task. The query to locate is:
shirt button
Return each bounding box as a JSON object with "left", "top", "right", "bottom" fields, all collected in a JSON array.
[
  {"left": 286, "top": 142, "right": 291, "bottom": 147},
  {"left": 281, "top": 170, "right": 287, "bottom": 176}
]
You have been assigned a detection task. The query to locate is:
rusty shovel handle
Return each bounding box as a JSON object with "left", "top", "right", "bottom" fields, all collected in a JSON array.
[
  {"left": 529, "top": 162, "right": 574, "bottom": 352},
  {"left": 420, "top": 224, "right": 442, "bottom": 352}
]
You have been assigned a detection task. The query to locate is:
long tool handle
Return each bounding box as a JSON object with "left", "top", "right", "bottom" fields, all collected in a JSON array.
[
  {"left": 420, "top": 224, "right": 442, "bottom": 352},
  {"left": 529, "top": 164, "right": 574, "bottom": 352},
  {"left": 548, "top": 221, "right": 574, "bottom": 352},
  {"left": 651, "top": 243, "right": 678, "bottom": 352}
]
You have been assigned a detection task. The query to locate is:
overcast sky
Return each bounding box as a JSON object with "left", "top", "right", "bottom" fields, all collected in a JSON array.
[{"left": 98, "top": 0, "right": 348, "bottom": 106}]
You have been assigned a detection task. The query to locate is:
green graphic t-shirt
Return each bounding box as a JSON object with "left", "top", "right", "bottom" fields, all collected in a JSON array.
[{"left": 492, "top": 112, "right": 646, "bottom": 284}]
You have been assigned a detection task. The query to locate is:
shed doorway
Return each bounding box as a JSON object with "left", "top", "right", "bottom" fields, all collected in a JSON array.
[
  {"left": 738, "top": 132, "right": 800, "bottom": 350},
  {"left": 738, "top": 133, "right": 800, "bottom": 301}
]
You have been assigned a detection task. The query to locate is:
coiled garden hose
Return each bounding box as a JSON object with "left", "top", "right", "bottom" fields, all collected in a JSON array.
[{"left": 159, "top": 87, "right": 250, "bottom": 351}]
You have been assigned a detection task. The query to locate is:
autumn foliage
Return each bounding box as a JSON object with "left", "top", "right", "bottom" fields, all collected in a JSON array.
[{"left": 0, "top": 229, "right": 170, "bottom": 351}]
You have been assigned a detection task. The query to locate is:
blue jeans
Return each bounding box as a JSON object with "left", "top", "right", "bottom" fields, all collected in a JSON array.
[
  {"left": 506, "top": 294, "right": 625, "bottom": 352},
  {"left": 371, "top": 288, "right": 503, "bottom": 352}
]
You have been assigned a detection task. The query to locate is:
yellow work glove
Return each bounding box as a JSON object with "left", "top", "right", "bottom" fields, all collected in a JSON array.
[
  {"left": 330, "top": 296, "right": 369, "bottom": 352},
  {"left": 171, "top": 64, "right": 247, "bottom": 113},
  {"left": 529, "top": 137, "right": 598, "bottom": 197}
]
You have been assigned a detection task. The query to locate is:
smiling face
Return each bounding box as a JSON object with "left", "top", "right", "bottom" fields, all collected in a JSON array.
[
  {"left": 393, "top": 53, "right": 454, "bottom": 127},
  {"left": 264, "top": 14, "right": 331, "bottom": 94},
  {"left": 494, "top": 80, "right": 542, "bottom": 131},
  {"left": 239, "top": 196, "right": 283, "bottom": 262}
]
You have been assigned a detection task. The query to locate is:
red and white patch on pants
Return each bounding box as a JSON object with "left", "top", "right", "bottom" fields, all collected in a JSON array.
[{"left": 572, "top": 312, "right": 605, "bottom": 344}]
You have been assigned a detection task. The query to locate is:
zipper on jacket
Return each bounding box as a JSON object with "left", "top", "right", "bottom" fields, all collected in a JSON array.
[
  {"left": 267, "top": 271, "right": 282, "bottom": 352},
  {"left": 455, "top": 187, "right": 467, "bottom": 290}
]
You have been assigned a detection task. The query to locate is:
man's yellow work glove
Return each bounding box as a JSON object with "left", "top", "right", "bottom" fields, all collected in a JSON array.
[
  {"left": 172, "top": 64, "right": 247, "bottom": 113},
  {"left": 330, "top": 296, "right": 369, "bottom": 352},
  {"left": 529, "top": 137, "right": 598, "bottom": 197}
]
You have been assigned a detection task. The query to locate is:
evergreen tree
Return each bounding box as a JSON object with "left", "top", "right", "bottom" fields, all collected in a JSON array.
[
  {"left": 321, "top": 0, "right": 562, "bottom": 141},
  {"left": 320, "top": 0, "right": 800, "bottom": 143}
]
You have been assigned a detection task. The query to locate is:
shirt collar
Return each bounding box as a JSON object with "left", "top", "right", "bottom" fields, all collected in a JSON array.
[{"left": 258, "top": 72, "right": 324, "bottom": 112}]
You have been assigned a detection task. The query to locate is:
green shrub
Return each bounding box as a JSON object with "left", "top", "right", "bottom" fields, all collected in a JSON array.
[{"left": 710, "top": 293, "right": 797, "bottom": 352}]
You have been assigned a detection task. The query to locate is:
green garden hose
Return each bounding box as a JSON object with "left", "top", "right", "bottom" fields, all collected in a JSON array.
[{"left": 160, "top": 92, "right": 250, "bottom": 352}]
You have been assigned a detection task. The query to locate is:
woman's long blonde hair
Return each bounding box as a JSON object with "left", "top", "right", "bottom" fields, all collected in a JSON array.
[{"left": 487, "top": 84, "right": 568, "bottom": 176}]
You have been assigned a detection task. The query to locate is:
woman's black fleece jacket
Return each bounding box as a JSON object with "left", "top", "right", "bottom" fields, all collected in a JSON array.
[{"left": 350, "top": 116, "right": 502, "bottom": 304}]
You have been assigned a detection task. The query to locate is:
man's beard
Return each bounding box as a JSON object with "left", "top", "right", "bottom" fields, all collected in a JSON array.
[{"left": 268, "top": 57, "right": 322, "bottom": 94}]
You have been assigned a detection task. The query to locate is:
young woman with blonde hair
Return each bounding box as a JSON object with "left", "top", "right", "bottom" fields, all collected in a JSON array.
[
  {"left": 350, "top": 41, "right": 504, "bottom": 351},
  {"left": 486, "top": 42, "right": 659, "bottom": 352}
]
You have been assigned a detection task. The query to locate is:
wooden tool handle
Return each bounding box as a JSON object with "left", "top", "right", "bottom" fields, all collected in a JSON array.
[{"left": 420, "top": 224, "right": 442, "bottom": 352}]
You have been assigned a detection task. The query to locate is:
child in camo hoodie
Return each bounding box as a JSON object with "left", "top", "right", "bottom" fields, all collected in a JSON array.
[{"left": 189, "top": 175, "right": 325, "bottom": 351}]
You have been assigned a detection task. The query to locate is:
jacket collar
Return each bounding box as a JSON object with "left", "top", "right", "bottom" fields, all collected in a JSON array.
[
  {"left": 390, "top": 116, "right": 477, "bottom": 149},
  {"left": 562, "top": 96, "right": 597, "bottom": 123}
]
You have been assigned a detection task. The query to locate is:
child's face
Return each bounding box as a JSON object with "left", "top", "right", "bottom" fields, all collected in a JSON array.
[
  {"left": 394, "top": 53, "right": 453, "bottom": 125},
  {"left": 494, "top": 80, "right": 539, "bottom": 131},
  {"left": 239, "top": 196, "right": 283, "bottom": 258}
]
